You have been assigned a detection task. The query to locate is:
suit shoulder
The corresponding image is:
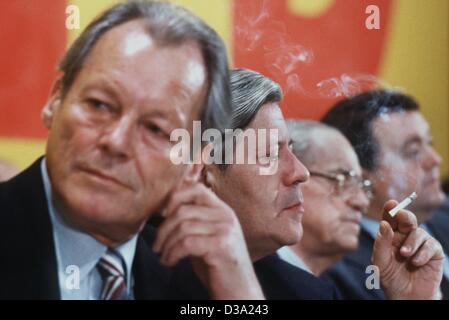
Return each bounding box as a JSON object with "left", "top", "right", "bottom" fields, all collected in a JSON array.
[{"left": 255, "top": 254, "right": 337, "bottom": 300}]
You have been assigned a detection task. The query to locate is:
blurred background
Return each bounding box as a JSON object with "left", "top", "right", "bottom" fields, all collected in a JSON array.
[{"left": 0, "top": 0, "right": 448, "bottom": 182}]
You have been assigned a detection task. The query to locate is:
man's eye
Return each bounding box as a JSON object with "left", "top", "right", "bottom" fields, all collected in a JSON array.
[
  {"left": 145, "top": 123, "right": 165, "bottom": 136},
  {"left": 404, "top": 149, "right": 421, "bottom": 159},
  {"left": 88, "top": 99, "right": 110, "bottom": 111}
]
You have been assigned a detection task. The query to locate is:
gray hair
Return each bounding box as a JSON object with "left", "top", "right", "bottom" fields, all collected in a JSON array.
[
  {"left": 229, "top": 68, "right": 283, "bottom": 130},
  {"left": 215, "top": 68, "right": 282, "bottom": 169},
  {"left": 287, "top": 119, "right": 342, "bottom": 167},
  {"left": 59, "top": 0, "right": 231, "bottom": 132}
]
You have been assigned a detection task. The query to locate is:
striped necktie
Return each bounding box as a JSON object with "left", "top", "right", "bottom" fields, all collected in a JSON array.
[{"left": 97, "top": 249, "right": 128, "bottom": 300}]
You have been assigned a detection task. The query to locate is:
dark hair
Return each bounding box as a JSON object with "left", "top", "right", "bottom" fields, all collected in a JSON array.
[
  {"left": 59, "top": 0, "right": 231, "bottom": 132},
  {"left": 321, "top": 89, "right": 419, "bottom": 171}
]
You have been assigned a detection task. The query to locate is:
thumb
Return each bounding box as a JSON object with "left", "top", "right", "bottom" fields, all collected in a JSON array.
[{"left": 372, "top": 221, "right": 394, "bottom": 269}]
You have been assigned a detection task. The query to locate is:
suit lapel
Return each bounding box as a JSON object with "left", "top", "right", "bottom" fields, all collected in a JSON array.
[
  {"left": 132, "top": 225, "right": 173, "bottom": 299},
  {"left": 0, "top": 158, "right": 60, "bottom": 299}
]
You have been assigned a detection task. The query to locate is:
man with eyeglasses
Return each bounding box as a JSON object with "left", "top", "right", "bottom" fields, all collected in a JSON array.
[
  {"left": 171, "top": 69, "right": 444, "bottom": 300},
  {"left": 321, "top": 90, "right": 449, "bottom": 299},
  {"left": 277, "top": 120, "right": 372, "bottom": 277}
]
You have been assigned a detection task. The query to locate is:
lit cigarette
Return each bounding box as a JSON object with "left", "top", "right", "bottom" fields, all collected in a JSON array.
[{"left": 388, "top": 192, "right": 417, "bottom": 217}]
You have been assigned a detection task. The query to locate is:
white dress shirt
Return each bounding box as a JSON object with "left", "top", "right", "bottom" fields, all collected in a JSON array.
[
  {"left": 277, "top": 246, "right": 313, "bottom": 274},
  {"left": 41, "top": 159, "right": 138, "bottom": 300}
]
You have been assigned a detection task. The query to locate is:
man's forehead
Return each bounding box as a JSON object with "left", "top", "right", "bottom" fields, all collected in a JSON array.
[
  {"left": 250, "top": 103, "right": 286, "bottom": 132},
  {"left": 310, "top": 130, "right": 361, "bottom": 173},
  {"left": 84, "top": 20, "right": 207, "bottom": 92},
  {"left": 72, "top": 20, "right": 207, "bottom": 125},
  {"left": 372, "top": 111, "right": 430, "bottom": 148}
]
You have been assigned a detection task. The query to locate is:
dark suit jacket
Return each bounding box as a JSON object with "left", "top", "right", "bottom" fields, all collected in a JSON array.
[
  {"left": 0, "top": 158, "right": 179, "bottom": 299},
  {"left": 425, "top": 197, "right": 449, "bottom": 300},
  {"left": 168, "top": 254, "right": 340, "bottom": 300},
  {"left": 0, "top": 158, "right": 340, "bottom": 300},
  {"left": 321, "top": 228, "right": 386, "bottom": 300},
  {"left": 168, "top": 252, "right": 339, "bottom": 300},
  {"left": 254, "top": 254, "right": 340, "bottom": 299},
  {"left": 323, "top": 205, "right": 449, "bottom": 300}
]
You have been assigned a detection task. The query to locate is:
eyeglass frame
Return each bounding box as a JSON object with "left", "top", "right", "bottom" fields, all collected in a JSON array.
[{"left": 309, "top": 169, "right": 373, "bottom": 199}]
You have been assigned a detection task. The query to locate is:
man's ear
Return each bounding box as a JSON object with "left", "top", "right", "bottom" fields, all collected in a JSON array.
[
  {"left": 181, "top": 144, "right": 205, "bottom": 185},
  {"left": 42, "top": 79, "right": 63, "bottom": 129},
  {"left": 202, "top": 165, "right": 218, "bottom": 190},
  {"left": 182, "top": 162, "right": 204, "bottom": 185},
  {"left": 362, "top": 168, "right": 375, "bottom": 191}
]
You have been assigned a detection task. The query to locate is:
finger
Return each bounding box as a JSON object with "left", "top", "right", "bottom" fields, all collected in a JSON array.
[
  {"left": 161, "top": 234, "right": 221, "bottom": 266},
  {"left": 372, "top": 220, "right": 395, "bottom": 268},
  {"left": 399, "top": 228, "right": 430, "bottom": 258},
  {"left": 153, "top": 205, "right": 223, "bottom": 252},
  {"left": 410, "top": 238, "right": 444, "bottom": 267},
  {"left": 394, "top": 210, "right": 418, "bottom": 234},
  {"left": 163, "top": 183, "right": 221, "bottom": 218},
  {"left": 382, "top": 200, "right": 418, "bottom": 234},
  {"left": 159, "top": 219, "right": 227, "bottom": 259},
  {"left": 391, "top": 232, "right": 407, "bottom": 249},
  {"left": 382, "top": 200, "right": 399, "bottom": 228}
]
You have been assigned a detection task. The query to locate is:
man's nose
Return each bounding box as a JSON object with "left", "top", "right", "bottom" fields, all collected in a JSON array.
[
  {"left": 422, "top": 145, "right": 442, "bottom": 171},
  {"left": 98, "top": 117, "right": 133, "bottom": 159},
  {"left": 284, "top": 149, "right": 309, "bottom": 186},
  {"left": 347, "top": 187, "right": 370, "bottom": 213}
]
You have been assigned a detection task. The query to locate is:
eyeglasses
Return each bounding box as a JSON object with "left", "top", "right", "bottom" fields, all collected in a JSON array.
[{"left": 309, "top": 170, "right": 373, "bottom": 199}]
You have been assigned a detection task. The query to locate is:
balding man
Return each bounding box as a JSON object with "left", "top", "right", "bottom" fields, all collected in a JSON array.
[
  {"left": 0, "top": 1, "right": 262, "bottom": 300},
  {"left": 277, "top": 120, "right": 370, "bottom": 276}
]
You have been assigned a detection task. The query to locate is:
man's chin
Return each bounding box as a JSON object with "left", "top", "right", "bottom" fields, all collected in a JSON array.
[
  {"left": 422, "top": 189, "right": 446, "bottom": 209},
  {"left": 281, "top": 225, "right": 303, "bottom": 246},
  {"left": 61, "top": 191, "right": 136, "bottom": 224}
]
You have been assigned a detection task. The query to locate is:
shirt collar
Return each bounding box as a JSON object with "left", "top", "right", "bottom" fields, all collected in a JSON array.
[
  {"left": 360, "top": 216, "right": 380, "bottom": 240},
  {"left": 277, "top": 246, "right": 313, "bottom": 274},
  {"left": 41, "top": 158, "right": 137, "bottom": 286}
]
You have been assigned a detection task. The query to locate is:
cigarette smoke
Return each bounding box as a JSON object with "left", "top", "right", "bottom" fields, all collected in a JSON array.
[{"left": 234, "top": 1, "right": 395, "bottom": 99}]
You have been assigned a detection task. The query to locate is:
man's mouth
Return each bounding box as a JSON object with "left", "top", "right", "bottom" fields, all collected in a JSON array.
[
  {"left": 283, "top": 201, "right": 305, "bottom": 214},
  {"left": 78, "top": 166, "right": 132, "bottom": 190},
  {"left": 342, "top": 212, "right": 362, "bottom": 225}
]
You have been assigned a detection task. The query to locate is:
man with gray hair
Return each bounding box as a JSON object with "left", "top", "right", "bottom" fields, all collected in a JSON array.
[
  {"left": 277, "top": 120, "right": 370, "bottom": 277},
  {"left": 195, "top": 69, "right": 444, "bottom": 299},
  {"left": 0, "top": 1, "right": 263, "bottom": 299}
]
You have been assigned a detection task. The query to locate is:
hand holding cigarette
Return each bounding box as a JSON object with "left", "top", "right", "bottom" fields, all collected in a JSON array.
[{"left": 371, "top": 199, "right": 444, "bottom": 300}]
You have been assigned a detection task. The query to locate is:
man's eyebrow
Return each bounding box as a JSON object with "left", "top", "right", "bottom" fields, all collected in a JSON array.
[
  {"left": 171, "top": 81, "right": 195, "bottom": 101},
  {"left": 81, "top": 79, "right": 182, "bottom": 121},
  {"left": 80, "top": 79, "right": 123, "bottom": 103},
  {"left": 142, "top": 109, "right": 175, "bottom": 120}
]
